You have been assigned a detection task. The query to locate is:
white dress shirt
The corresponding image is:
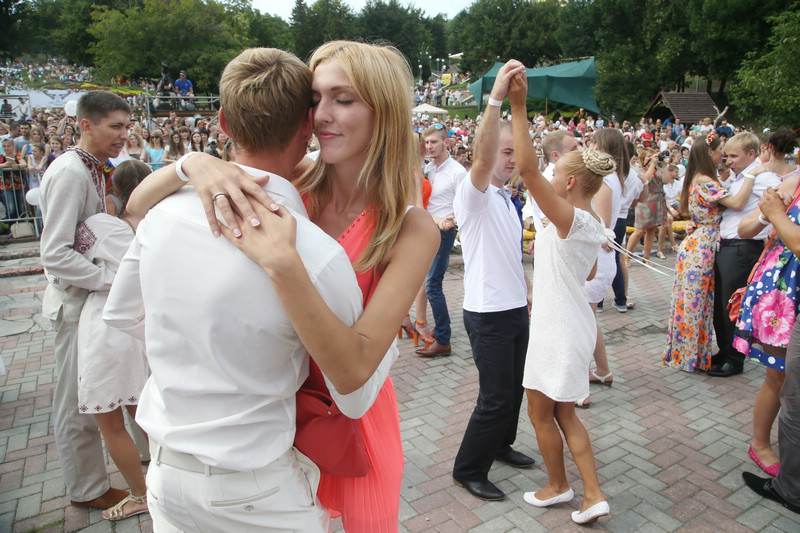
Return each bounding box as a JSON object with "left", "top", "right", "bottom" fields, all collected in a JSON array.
[
  {"left": 454, "top": 176, "right": 527, "bottom": 313},
  {"left": 104, "top": 165, "right": 396, "bottom": 471},
  {"left": 424, "top": 156, "right": 467, "bottom": 219},
  {"left": 521, "top": 162, "right": 555, "bottom": 232},
  {"left": 719, "top": 161, "right": 780, "bottom": 240}
]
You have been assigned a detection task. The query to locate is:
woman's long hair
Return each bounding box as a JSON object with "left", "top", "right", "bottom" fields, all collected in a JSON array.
[
  {"left": 592, "top": 128, "right": 629, "bottom": 193},
  {"left": 680, "top": 134, "right": 721, "bottom": 216},
  {"left": 296, "top": 40, "right": 416, "bottom": 272}
]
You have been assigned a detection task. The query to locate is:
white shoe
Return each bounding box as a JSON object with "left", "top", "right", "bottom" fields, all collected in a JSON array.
[
  {"left": 523, "top": 488, "right": 574, "bottom": 507},
  {"left": 571, "top": 500, "right": 610, "bottom": 524}
]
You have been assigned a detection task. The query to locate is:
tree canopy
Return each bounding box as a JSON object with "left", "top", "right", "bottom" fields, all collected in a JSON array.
[{"left": 2, "top": 0, "right": 798, "bottom": 124}]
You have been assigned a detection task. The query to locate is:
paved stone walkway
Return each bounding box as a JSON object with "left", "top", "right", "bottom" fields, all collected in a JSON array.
[{"left": 1, "top": 238, "right": 799, "bottom": 532}]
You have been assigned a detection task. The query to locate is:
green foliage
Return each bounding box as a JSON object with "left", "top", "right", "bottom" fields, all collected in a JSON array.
[
  {"left": 730, "top": 4, "right": 800, "bottom": 127},
  {"left": 357, "top": 0, "right": 430, "bottom": 71},
  {"left": 89, "top": 0, "right": 247, "bottom": 92},
  {"left": 0, "top": 0, "right": 29, "bottom": 59},
  {"left": 449, "top": 0, "right": 561, "bottom": 77},
  {"left": 291, "top": 0, "right": 355, "bottom": 61}
]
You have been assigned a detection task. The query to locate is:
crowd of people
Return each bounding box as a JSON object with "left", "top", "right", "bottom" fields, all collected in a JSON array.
[{"left": 24, "top": 43, "right": 800, "bottom": 532}]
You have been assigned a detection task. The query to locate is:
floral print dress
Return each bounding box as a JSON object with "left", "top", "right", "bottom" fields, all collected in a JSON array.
[
  {"left": 733, "top": 195, "right": 800, "bottom": 372},
  {"left": 663, "top": 181, "right": 727, "bottom": 371}
]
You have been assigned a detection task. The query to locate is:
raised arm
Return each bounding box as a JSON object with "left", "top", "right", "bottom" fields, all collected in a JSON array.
[
  {"left": 470, "top": 60, "right": 525, "bottom": 191},
  {"left": 739, "top": 173, "right": 800, "bottom": 238},
  {"left": 508, "top": 71, "right": 574, "bottom": 235}
]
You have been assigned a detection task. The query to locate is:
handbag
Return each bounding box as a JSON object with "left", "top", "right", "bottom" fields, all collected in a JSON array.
[
  {"left": 10, "top": 220, "right": 35, "bottom": 238},
  {"left": 727, "top": 181, "right": 800, "bottom": 322},
  {"left": 294, "top": 361, "right": 371, "bottom": 478}
]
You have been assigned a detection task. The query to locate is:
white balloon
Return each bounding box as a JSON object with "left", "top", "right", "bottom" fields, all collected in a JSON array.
[
  {"left": 26, "top": 188, "right": 41, "bottom": 206},
  {"left": 64, "top": 100, "right": 78, "bottom": 117}
]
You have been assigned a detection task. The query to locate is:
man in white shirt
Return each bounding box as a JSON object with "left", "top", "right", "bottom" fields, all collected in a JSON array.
[
  {"left": 40, "top": 91, "right": 132, "bottom": 511},
  {"left": 710, "top": 132, "right": 780, "bottom": 377},
  {"left": 416, "top": 124, "right": 467, "bottom": 357},
  {"left": 452, "top": 61, "right": 534, "bottom": 502},
  {"left": 104, "top": 48, "right": 391, "bottom": 531},
  {"left": 521, "top": 130, "right": 578, "bottom": 232}
]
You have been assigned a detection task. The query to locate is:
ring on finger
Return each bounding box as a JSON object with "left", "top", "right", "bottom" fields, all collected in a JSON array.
[{"left": 211, "top": 192, "right": 227, "bottom": 202}]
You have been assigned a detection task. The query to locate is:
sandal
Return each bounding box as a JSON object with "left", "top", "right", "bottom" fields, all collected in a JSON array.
[
  {"left": 414, "top": 320, "right": 434, "bottom": 347},
  {"left": 575, "top": 395, "right": 591, "bottom": 409},
  {"left": 671, "top": 245, "right": 680, "bottom": 253},
  {"left": 589, "top": 370, "right": 613, "bottom": 386},
  {"left": 102, "top": 492, "right": 148, "bottom": 521},
  {"left": 656, "top": 251, "right": 667, "bottom": 260},
  {"left": 627, "top": 301, "right": 636, "bottom": 310},
  {"left": 398, "top": 314, "right": 414, "bottom": 340}
]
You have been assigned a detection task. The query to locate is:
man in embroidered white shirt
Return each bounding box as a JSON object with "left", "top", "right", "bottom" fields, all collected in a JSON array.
[
  {"left": 39, "top": 91, "right": 132, "bottom": 510},
  {"left": 104, "top": 48, "right": 392, "bottom": 531}
]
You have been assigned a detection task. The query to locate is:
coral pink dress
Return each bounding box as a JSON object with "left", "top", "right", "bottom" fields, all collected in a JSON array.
[{"left": 316, "top": 207, "right": 404, "bottom": 532}]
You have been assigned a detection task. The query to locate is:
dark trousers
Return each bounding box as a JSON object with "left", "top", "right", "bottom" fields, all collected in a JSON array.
[
  {"left": 775, "top": 316, "right": 800, "bottom": 506},
  {"left": 453, "top": 306, "right": 529, "bottom": 481},
  {"left": 713, "top": 240, "right": 764, "bottom": 365},
  {"left": 611, "top": 218, "right": 628, "bottom": 307}
]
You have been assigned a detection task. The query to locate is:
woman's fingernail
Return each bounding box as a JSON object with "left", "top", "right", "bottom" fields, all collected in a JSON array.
[
  {"left": 213, "top": 230, "right": 221, "bottom": 238},
  {"left": 269, "top": 203, "right": 279, "bottom": 211},
  {"left": 250, "top": 217, "right": 260, "bottom": 227},
  {"left": 233, "top": 228, "right": 242, "bottom": 238}
]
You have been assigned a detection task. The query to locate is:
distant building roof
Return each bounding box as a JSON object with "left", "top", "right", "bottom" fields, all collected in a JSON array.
[{"left": 646, "top": 91, "right": 719, "bottom": 124}]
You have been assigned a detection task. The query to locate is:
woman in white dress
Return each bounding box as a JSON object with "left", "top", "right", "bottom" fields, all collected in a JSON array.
[
  {"left": 509, "top": 74, "right": 613, "bottom": 525},
  {"left": 76, "top": 160, "right": 150, "bottom": 521},
  {"left": 582, "top": 129, "right": 629, "bottom": 404}
]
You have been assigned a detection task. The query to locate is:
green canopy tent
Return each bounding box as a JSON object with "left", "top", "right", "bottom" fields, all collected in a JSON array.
[{"left": 468, "top": 58, "right": 600, "bottom": 115}]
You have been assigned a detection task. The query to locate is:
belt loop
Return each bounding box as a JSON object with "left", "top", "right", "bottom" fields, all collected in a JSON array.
[
  {"left": 204, "top": 464, "right": 211, "bottom": 477},
  {"left": 154, "top": 443, "right": 163, "bottom": 467}
]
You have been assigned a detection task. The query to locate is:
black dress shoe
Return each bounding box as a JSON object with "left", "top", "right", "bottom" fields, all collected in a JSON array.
[
  {"left": 710, "top": 352, "right": 725, "bottom": 368},
  {"left": 496, "top": 448, "right": 535, "bottom": 468},
  {"left": 707, "top": 362, "right": 743, "bottom": 377},
  {"left": 453, "top": 477, "right": 505, "bottom": 501},
  {"left": 742, "top": 472, "right": 800, "bottom": 514}
]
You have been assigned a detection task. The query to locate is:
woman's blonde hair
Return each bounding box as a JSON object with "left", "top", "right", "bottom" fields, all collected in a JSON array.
[
  {"left": 296, "top": 40, "right": 416, "bottom": 272},
  {"left": 559, "top": 149, "right": 616, "bottom": 196}
]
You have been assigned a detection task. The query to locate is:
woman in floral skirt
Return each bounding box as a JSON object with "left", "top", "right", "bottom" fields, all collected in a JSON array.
[
  {"left": 734, "top": 140, "right": 800, "bottom": 478},
  {"left": 663, "top": 133, "right": 754, "bottom": 371}
]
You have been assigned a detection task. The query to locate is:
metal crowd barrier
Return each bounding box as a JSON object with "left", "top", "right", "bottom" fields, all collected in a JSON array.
[{"left": 1, "top": 168, "right": 42, "bottom": 239}]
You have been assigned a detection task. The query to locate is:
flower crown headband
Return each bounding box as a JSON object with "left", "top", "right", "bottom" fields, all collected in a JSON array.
[{"left": 705, "top": 132, "right": 717, "bottom": 146}]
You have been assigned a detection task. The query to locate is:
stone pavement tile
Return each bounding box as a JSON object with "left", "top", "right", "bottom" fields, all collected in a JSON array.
[{"left": 10, "top": 509, "right": 62, "bottom": 533}]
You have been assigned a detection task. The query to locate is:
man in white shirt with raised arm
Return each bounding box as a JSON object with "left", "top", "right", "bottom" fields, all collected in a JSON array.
[
  {"left": 104, "top": 48, "right": 393, "bottom": 531},
  {"left": 452, "top": 60, "right": 534, "bottom": 501}
]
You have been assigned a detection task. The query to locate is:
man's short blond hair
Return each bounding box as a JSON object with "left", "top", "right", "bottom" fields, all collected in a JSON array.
[
  {"left": 219, "top": 48, "right": 311, "bottom": 153},
  {"left": 725, "top": 132, "right": 759, "bottom": 155},
  {"left": 542, "top": 130, "right": 571, "bottom": 163}
]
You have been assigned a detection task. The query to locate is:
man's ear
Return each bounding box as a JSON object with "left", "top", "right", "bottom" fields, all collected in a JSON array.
[
  {"left": 79, "top": 118, "right": 93, "bottom": 137},
  {"left": 298, "top": 106, "right": 314, "bottom": 142}
]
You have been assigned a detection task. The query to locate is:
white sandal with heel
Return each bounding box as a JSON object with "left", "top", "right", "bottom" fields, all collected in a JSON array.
[
  {"left": 589, "top": 370, "right": 613, "bottom": 387},
  {"left": 102, "top": 492, "right": 148, "bottom": 521}
]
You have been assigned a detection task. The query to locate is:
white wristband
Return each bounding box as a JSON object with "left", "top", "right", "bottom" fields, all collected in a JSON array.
[
  {"left": 487, "top": 97, "right": 503, "bottom": 107},
  {"left": 758, "top": 213, "right": 769, "bottom": 225},
  {"left": 744, "top": 173, "right": 755, "bottom": 180},
  {"left": 175, "top": 152, "right": 195, "bottom": 182}
]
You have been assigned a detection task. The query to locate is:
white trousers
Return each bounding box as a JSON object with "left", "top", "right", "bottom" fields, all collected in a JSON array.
[{"left": 147, "top": 443, "right": 330, "bottom": 532}]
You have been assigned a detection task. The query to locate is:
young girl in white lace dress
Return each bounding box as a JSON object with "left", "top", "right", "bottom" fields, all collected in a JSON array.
[
  {"left": 508, "top": 73, "right": 613, "bottom": 525},
  {"left": 76, "top": 160, "right": 150, "bottom": 521}
]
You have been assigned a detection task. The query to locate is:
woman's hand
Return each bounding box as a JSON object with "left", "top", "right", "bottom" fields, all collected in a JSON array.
[
  {"left": 218, "top": 195, "right": 299, "bottom": 277},
  {"left": 182, "top": 153, "right": 276, "bottom": 237},
  {"left": 760, "top": 187, "right": 786, "bottom": 221},
  {"left": 508, "top": 67, "right": 528, "bottom": 106}
]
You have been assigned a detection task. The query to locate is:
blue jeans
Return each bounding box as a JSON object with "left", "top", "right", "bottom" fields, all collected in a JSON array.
[
  {"left": 611, "top": 218, "right": 628, "bottom": 306},
  {"left": 426, "top": 227, "right": 457, "bottom": 345}
]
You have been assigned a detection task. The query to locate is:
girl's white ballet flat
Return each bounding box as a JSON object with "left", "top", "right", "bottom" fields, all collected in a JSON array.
[
  {"left": 523, "top": 488, "right": 574, "bottom": 507},
  {"left": 571, "top": 500, "right": 610, "bottom": 524}
]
